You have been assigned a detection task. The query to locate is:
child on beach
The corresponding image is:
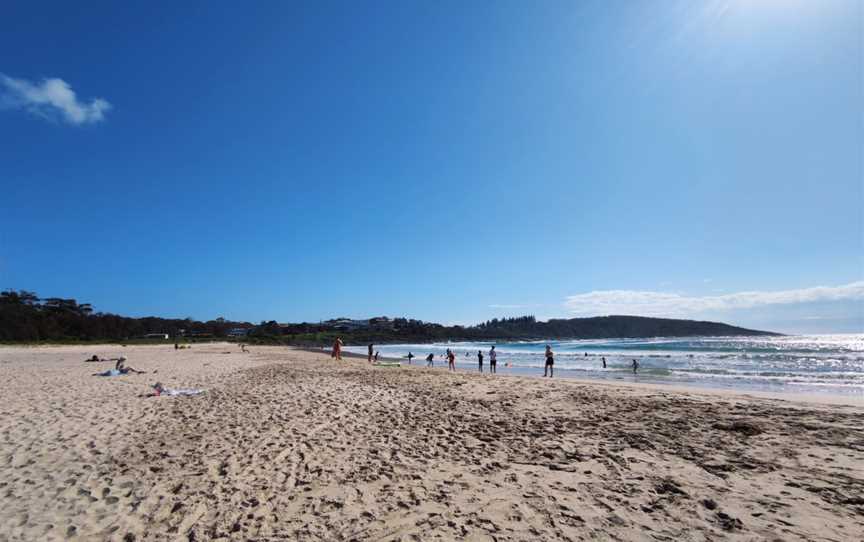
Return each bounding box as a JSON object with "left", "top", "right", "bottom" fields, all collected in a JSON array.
[
  {"left": 544, "top": 345, "right": 554, "bottom": 378},
  {"left": 426, "top": 353, "right": 434, "bottom": 367},
  {"left": 477, "top": 350, "right": 484, "bottom": 373}
]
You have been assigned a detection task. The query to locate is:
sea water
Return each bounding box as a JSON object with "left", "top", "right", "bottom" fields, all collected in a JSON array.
[{"left": 346, "top": 334, "right": 864, "bottom": 396}]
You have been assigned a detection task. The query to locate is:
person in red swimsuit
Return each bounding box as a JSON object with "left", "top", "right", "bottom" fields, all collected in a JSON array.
[{"left": 331, "top": 337, "right": 343, "bottom": 361}]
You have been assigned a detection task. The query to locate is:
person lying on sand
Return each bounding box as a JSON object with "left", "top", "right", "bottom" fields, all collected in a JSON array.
[
  {"left": 115, "top": 356, "right": 147, "bottom": 374},
  {"left": 92, "top": 356, "right": 148, "bottom": 376},
  {"left": 93, "top": 366, "right": 147, "bottom": 377},
  {"left": 85, "top": 355, "right": 109, "bottom": 362}
]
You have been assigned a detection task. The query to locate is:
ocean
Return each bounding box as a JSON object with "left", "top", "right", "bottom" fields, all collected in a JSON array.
[{"left": 345, "top": 334, "right": 864, "bottom": 396}]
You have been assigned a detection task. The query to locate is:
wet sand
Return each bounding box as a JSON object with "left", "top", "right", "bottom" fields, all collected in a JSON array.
[{"left": 1, "top": 343, "right": 862, "bottom": 541}]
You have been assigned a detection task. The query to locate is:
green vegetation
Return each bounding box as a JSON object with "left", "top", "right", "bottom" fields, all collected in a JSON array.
[
  {"left": 0, "top": 290, "right": 252, "bottom": 343},
  {"left": 0, "top": 290, "right": 778, "bottom": 346},
  {"left": 266, "top": 315, "right": 779, "bottom": 346}
]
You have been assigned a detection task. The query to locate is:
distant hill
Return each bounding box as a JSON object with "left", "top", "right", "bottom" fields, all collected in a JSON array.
[
  {"left": 264, "top": 314, "right": 780, "bottom": 345},
  {"left": 0, "top": 289, "right": 778, "bottom": 344},
  {"left": 474, "top": 315, "right": 780, "bottom": 340}
]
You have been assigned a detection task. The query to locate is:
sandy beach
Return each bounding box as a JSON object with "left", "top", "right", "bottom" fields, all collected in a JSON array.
[{"left": 1, "top": 343, "right": 862, "bottom": 541}]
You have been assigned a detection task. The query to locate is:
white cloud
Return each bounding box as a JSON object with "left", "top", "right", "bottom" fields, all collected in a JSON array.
[
  {"left": 564, "top": 281, "right": 864, "bottom": 318},
  {"left": 1, "top": 74, "right": 111, "bottom": 125}
]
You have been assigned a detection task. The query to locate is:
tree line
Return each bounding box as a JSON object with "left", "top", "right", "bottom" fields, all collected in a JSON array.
[
  {"left": 0, "top": 290, "right": 251, "bottom": 342},
  {"left": 0, "top": 289, "right": 777, "bottom": 344}
]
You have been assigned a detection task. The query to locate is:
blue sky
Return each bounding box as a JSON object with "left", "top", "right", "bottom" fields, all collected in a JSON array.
[{"left": 1, "top": 0, "right": 861, "bottom": 334}]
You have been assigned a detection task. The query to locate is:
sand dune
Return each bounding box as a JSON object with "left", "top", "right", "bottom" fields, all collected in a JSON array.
[{"left": 0, "top": 343, "right": 862, "bottom": 541}]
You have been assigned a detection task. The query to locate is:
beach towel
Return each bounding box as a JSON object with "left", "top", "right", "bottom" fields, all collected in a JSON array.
[{"left": 159, "top": 388, "right": 205, "bottom": 397}]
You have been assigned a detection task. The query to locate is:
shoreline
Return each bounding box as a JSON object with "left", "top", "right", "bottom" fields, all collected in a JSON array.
[
  {"left": 303, "top": 346, "right": 864, "bottom": 407},
  {"left": 3, "top": 342, "right": 860, "bottom": 408},
  {"left": 26, "top": 342, "right": 858, "bottom": 408}
]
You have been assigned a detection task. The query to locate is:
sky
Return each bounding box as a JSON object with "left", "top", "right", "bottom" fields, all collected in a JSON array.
[{"left": 1, "top": 0, "right": 862, "bottom": 334}]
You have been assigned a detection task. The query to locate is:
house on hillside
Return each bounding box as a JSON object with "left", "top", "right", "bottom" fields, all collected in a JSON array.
[
  {"left": 325, "top": 318, "right": 370, "bottom": 331},
  {"left": 368, "top": 316, "right": 394, "bottom": 329}
]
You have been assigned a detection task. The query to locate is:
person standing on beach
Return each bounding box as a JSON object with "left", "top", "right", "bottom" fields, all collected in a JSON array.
[
  {"left": 407, "top": 352, "right": 414, "bottom": 364},
  {"left": 602, "top": 356, "right": 607, "bottom": 369},
  {"left": 632, "top": 359, "right": 639, "bottom": 374},
  {"left": 544, "top": 345, "right": 554, "bottom": 378},
  {"left": 368, "top": 343, "right": 374, "bottom": 363},
  {"left": 331, "top": 337, "right": 343, "bottom": 361},
  {"left": 447, "top": 350, "right": 456, "bottom": 372},
  {"left": 477, "top": 350, "right": 484, "bottom": 373},
  {"left": 489, "top": 346, "right": 497, "bottom": 374},
  {"left": 426, "top": 353, "right": 434, "bottom": 367}
]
